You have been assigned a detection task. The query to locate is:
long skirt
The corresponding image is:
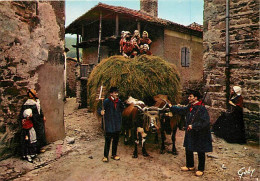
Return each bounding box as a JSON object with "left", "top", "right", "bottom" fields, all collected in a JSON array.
[
  {"left": 213, "top": 111, "right": 246, "bottom": 144},
  {"left": 21, "top": 127, "right": 38, "bottom": 157}
]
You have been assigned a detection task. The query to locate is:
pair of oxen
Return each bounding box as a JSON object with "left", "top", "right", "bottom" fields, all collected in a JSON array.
[{"left": 122, "top": 95, "right": 179, "bottom": 158}]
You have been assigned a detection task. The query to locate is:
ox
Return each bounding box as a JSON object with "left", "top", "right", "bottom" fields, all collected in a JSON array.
[
  {"left": 122, "top": 96, "right": 169, "bottom": 158},
  {"left": 122, "top": 96, "right": 145, "bottom": 145},
  {"left": 153, "top": 94, "right": 179, "bottom": 155}
]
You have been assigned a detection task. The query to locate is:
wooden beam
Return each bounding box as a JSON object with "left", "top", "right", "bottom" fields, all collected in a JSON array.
[
  {"left": 137, "top": 21, "right": 141, "bottom": 32},
  {"left": 115, "top": 14, "right": 119, "bottom": 37},
  {"left": 64, "top": 52, "right": 67, "bottom": 98},
  {"left": 76, "top": 34, "right": 80, "bottom": 62},
  {"left": 81, "top": 25, "right": 84, "bottom": 42},
  {"left": 97, "top": 11, "right": 102, "bottom": 63}
]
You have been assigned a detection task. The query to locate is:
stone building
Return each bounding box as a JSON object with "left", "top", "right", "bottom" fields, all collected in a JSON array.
[
  {"left": 65, "top": 1, "right": 203, "bottom": 107},
  {"left": 203, "top": 0, "right": 259, "bottom": 140},
  {"left": 66, "top": 57, "right": 77, "bottom": 98},
  {"left": 0, "top": 1, "right": 65, "bottom": 158}
]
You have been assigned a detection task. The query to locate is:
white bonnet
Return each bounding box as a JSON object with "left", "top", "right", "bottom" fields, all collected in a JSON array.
[
  {"left": 23, "top": 109, "right": 32, "bottom": 118},
  {"left": 143, "top": 44, "right": 149, "bottom": 50},
  {"left": 233, "top": 86, "right": 242, "bottom": 96}
]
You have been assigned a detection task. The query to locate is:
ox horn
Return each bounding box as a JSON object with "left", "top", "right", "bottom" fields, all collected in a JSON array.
[
  {"left": 160, "top": 99, "right": 170, "bottom": 110},
  {"left": 145, "top": 105, "right": 166, "bottom": 112},
  {"left": 134, "top": 105, "right": 147, "bottom": 112}
]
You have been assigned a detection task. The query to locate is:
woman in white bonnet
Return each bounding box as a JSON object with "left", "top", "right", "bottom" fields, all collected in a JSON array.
[
  {"left": 20, "top": 108, "right": 37, "bottom": 162},
  {"left": 20, "top": 89, "right": 47, "bottom": 153},
  {"left": 213, "top": 86, "right": 246, "bottom": 144}
]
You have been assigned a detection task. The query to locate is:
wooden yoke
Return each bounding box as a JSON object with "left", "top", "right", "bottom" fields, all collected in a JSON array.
[{"left": 96, "top": 85, "right": 106, "bottom": 131}]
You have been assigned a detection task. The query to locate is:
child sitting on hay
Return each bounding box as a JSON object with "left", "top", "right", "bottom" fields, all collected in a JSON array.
[
  {"left": 140, "top": 44, "right": 152, "bottom": 55},
  {"left": 121, "top": 30, "right": 152, "bottom": 58},
  {"left": 122, "top": 32, "right": 140, "bottom": 58},
  {"left": 140, "top": 31, "right": 152, "bottom": 46}
]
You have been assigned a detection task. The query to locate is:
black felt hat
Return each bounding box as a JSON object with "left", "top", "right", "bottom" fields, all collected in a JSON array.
[
  {"left": 187, "top": 89, "right": 202, "bottom": 99},
  {"left": 109, "top": 86, "right": 119, "bottom": 93}
]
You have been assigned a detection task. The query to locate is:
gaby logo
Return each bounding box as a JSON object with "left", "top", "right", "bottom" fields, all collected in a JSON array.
[{"left": 238, "top": 166, "right": 255, "bottom": 179}]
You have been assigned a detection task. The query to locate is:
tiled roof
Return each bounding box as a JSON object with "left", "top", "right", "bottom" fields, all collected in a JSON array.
[
  {"left": 97, "top": 3, "right": 166, "bottom": 24},
  {"left": 66, "top": 3, "right": 202, "bottom": 36}
]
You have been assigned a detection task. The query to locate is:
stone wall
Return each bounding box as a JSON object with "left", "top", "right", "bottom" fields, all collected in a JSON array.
[
  {"left": 140, "top": 0, "right": 158, "bottom": 17},
  {"left": 0, "top": 1, "right": 65, "bottom": 159},
  {"left": 203, "top": 0, "right": 259, "bottom": 140},
  {"left": 66, "top": 59, "right": 77, "bottom": 97}
]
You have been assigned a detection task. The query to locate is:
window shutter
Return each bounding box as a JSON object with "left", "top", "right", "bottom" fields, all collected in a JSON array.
[
  {"left": 186, "top": 48, "right": 190, "bottom": 67},
  {"left": 80, "top": 64, "right": 95, "bottom": 78},
  {"left": 181, "top": 47, "right": 185, "bottom": 67},
  {"left": 181, "top": 47, "right": 190, "bottom": 67},
  {"left": 80, "top": 64, "right": 87, "bottom": 78}
]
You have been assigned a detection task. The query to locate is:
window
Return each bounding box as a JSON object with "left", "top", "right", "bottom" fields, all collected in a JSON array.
[
  {"left": 181, "top": 47, "right": 190, "bottom": 67},
  {"left": 80, "top": 64, "right": 95, "bottom": 78}
]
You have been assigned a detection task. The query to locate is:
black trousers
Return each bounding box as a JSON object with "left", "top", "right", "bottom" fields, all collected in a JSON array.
[
  {"left": 186, "top": 149, "right": 205, "bottom": 171},
  {"left": 104, "top": 132, "right": 120, "bottom": 158}
]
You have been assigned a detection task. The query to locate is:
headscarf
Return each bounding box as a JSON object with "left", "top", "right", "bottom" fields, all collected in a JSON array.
[
  {"left": 28, "top": 89, "right": 38, "bottom": 100},
  {"left": 233, "top": 86, "right": 242, "bottom": 96},
  {"left": 25, "top": 89, "right": 41, "bottom": 114},
  {"left": 143, "top": 44, "right": 149, "bottom": 50},
  {"left": 23, "top": 109, "right": 32, "bottom": 118},
  {"left": 143, "top": 31, "right": 149, "bottom": 37}
]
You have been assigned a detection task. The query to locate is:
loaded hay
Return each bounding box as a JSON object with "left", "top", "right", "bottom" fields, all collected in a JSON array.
[{"left": 87, "top": 55, "right": 181, "bottom": 111}]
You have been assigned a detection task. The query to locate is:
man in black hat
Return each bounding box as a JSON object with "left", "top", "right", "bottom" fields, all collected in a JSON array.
[
  {"left": 98, "top": 87, "right": 125, "bottom": 162},
  {"left": 168, "top": 90, "right": 212, "bottom": 176}
]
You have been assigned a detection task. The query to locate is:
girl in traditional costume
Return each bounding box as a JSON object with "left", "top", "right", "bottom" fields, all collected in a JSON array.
[
  {"left": 20, "top": 109, "right": 37, "bottom": 162},
  {"left": 20, "top": 89, "right": 47, "bottom": 153}
]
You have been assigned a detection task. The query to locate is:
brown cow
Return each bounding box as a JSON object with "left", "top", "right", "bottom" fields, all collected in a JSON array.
[
  {"left": 122, "top": 96, "right": 169, "bottom": 158},
  {"left": 122, "top": 96, "right": 145, "bottom": 145},
  {"left": 153, "top": 94, "right": 179, "bottom": 155}
]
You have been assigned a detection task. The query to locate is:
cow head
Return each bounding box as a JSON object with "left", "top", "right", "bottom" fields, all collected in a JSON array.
[
  {"left": 143, "top": 107, "right": 161, "bottom": 133},
  {"left": 153, "top": 94, "right": 172, "bottom": 117},
  {"left": 126, "top": 96, "right": 169, "bottom": 133},
  {"left": 136, "top": 104, "right": 168, "bottom": 133}
]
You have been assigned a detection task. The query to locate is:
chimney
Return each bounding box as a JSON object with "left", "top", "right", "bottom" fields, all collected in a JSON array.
[{"left": 140, "top": 0, "right": 158, "bottom": 17}]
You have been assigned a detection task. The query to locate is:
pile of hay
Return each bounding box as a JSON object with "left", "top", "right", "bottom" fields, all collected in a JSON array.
[{"left": 87, "top": 55, "right": 181, "bottom": 111}]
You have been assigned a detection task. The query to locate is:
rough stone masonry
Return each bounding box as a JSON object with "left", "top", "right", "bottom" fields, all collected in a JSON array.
[
  {"left": 203, "top": 0, "right": 259, "bottom": 141},
  {"left": 0, "top": 1, "right": 65, "bottom": 159}
]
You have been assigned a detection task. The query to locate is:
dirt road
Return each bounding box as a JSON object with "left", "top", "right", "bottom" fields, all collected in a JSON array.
[{"left": 1, "top": 98, "right": 259, "bottom": 181}]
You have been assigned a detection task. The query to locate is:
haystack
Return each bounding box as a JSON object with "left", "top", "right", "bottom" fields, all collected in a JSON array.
[{"left": 87, "top": 55, "right": 181, "bottom": 111}]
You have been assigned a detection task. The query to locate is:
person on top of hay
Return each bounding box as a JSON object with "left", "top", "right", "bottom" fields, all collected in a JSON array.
[
  {"left": 140, "top": 31, "right": 152, "bottom": 46},
  {"left": 168, "top": 90, "right": 212, "bottom": 177},
  {"left": 131, "top": 30, "right": 141, "bottom": 45},
  {"left": 139, "top": 44, "right": 152, "bottom": 55},
  {"left": 131, "top": 30, "right": 141, "bottom": 56},
  {"left": 122, "top": 32, "right": 139, "bottom": 58},
  {"left": 98, "top": 87, "right": 125, "bottom": 162},
  {"left": 119, "top": 31, "right": 126, "bottom": 54},
  {"left": 132, "top": 41, "right": 141, "bottom": 57}
]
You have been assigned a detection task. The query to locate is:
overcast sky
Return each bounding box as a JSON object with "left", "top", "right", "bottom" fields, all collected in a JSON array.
[{"left": 65, "top": 0, "right": 204, "bottom": 28}]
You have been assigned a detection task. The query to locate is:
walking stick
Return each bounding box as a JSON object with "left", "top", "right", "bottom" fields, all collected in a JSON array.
[{"left": 96, "top": 85, "right": 106, "bottom": 132}]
